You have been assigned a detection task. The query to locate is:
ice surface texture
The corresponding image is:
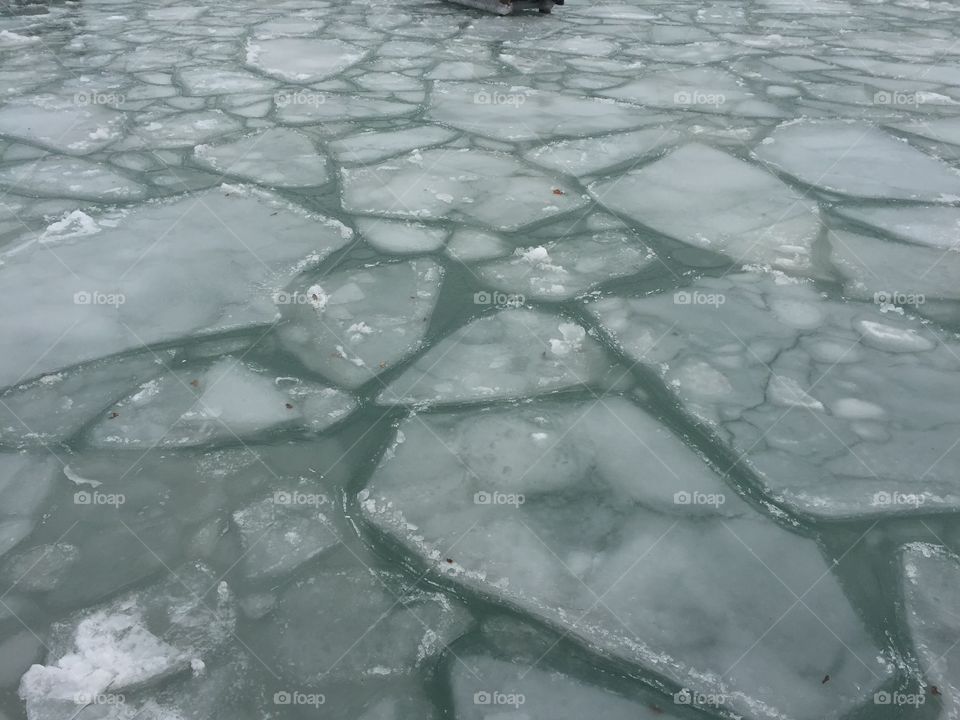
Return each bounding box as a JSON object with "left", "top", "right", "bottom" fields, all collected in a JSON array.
[{"left": 1, "top": 0, "right": 959, "bottom": 718}]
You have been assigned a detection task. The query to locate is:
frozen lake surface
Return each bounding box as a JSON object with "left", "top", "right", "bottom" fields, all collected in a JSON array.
[{"left": 0, "top": 0, "right": 959, "bottom": 718}]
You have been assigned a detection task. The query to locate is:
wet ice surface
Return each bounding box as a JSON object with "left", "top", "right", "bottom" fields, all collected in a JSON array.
[{"left": 1, "top": 0, "right": 959, "bottom": 719}]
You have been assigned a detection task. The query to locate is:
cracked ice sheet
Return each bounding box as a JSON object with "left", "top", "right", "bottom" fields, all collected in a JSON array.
[
  {"left": 361, "top": 397, "right": 890, "bottom": 720},
  {"left": 88, "top": 357, "right": 357, "bottom": 447},
  {"left": 277, "top": 259, "right": 443, "bottom": 389},
  {"left": 378, "top": 309, "right": 613, "bottom": 407},
  {"left": 0, "top": 185, "right": 352, "bottom": 390},
  {"left": 754, "top": 120, "right": 960, "bottom": 202},
  {"left": 427, "top": 83, "right": 649, "bottom": 141},
  {"left": 588, "top": 270, "right": 960, "bottom": 519},
  {"left": 19, "top": 562, "right": 236, "bottom": 720},
  {"left": 900, "top": 543, "right": 960, "bottom": 719},
  {"left": 474, "top": 231, "right": 658, "bottom": 301},
  {"left": 341, "top": 148, "right": 586, "bottom": 231},
  {"left": 590, "top": 144, "right": 819, "bottom": 271}
]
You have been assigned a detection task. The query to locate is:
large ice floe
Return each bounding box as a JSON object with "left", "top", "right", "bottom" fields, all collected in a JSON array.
[
  {"left": 0, "top": 185, "right": 352, "bottom": 389},
  {"left": 588, "top": 270, "right": 960, "bottom": 519},
  {"left": 361, "top": 397, "right": 891, "bottom": 720}
]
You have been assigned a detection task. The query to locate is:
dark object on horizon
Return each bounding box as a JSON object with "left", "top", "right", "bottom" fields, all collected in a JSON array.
[{"left": 444, "top": 0, "right": 562, "bottom": 15}]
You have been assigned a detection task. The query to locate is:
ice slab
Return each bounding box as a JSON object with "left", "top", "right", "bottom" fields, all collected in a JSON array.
[
  {"left": 598, "top": 67, "right": 785, "bottom": 117},
  {"left": 277, "top": 259, "right": 442, "bottom": 389},
  {"left": 474, "top": 231, "right": 657, "bottom": 300},
  {"left": 328, "top": 125, "right": 459, "bottom": 165},
  {"left": 378, "top": 310, "right": 611, "bottom": 406},
  {"left": 357, "top": 218, "right": 448, "bottom": 254},
  {"left": 833, "top": 205, "right": 960, "bottom": 251},
  {"left": 0, "top": 156, "right": 146, "bottom": 201},
  {"left": 451, "top": 656, "right": 677, "bottom": 720},
  {"left": 88, "top": 358, "right": 357, "bottom": 447},
  {"left": 232, "top": 495, "right": 339, "bottom": 581},
  {"left": 755, "top": 121, "right": 960, "bottom": 202},
  {"left": 19, "top": 562, "right": 235, "bottom": 720},
  {"left": 362, "top": 397, "right": 889, "bottom": 720},
  {"left": 428, "top": 83, "right": 647, "bottom": 141},
  {"left": 828, "top": 228, "right": 960, "bottom": 303},
  {"left": 342, "top": 148, "right": 586, "bottom": 231},
  {"left": 0, "top": 95, "right": 124, "bottom": 155},
  {"left": 0, "top": 185, "right": 352, "bottom": 389},
  {"left": 524, "top": 126, "right": 682, "bottom": 177},
  {"left": 588, "top": 271, "right": 960, "bottom": 518},
  {"left": 590, "top": 144, "right": 819, "bottom": 270},
  {"left": 900, "top": 543, "right": 959, "bottom": 719},
  {"left": 246, "top": 38, "right": 366, "bottom": 83},
  {"left": 0, "top": 455, "right": 56, "bottom": 559},
  {"left": 193, "top": 128, "right": 329, "bottom": 187},
  {"left": 178, "top": 67, "right": 278, "bottom": 96},
  {"left": 0, "top": 354, "right": 162, "bottom": 447},
  {"left": 246, "top": 555, "right": 472, "bottom": 682},
  {"left": 131, "top": 110, "right": 242, "bottom": 149}
]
